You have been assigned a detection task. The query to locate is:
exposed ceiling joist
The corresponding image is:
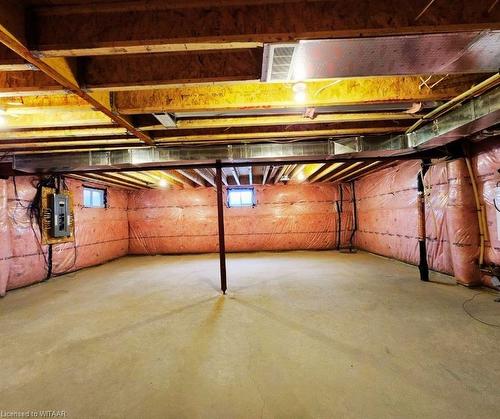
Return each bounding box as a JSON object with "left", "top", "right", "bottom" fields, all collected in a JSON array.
[
  {"left": 30, "top": 0, "right": 499, "bottom": 57},
  {"left": 0, "top": 4, "right": 155, "bottom": 146},
  {"left": 231, "top": 168, "right": 240, "bottom": 185},
  {"left": 176, "top": 169, "right": 206, "bottom": 187},
  {"left": 324, "top": 162, "right": 366, "bottom": 182},
  {"left": 195, "top": 168, "right": 215, "bottom": 187},
  {"left": 67, "top": 173, "right": 140, "bottom": 190},
  {"left": 309, "top": 163, "right": 344, "bottom": 183},
  {"left": 332, "top": 161, "right": 383, "bottom": 183},
  {"left": 261, "top": 166, "right": 270, "bottom": 185},
  {"left": 81, "top": 49, "right": 262, "bottom": 91}
]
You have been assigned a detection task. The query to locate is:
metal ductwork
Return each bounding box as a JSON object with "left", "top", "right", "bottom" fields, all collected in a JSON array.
[
  {"left": 11, "top": 84, "right": 500, "bottom": 174},
  {"left": 408, "top": 84, "right": 500, "bottom": 148},
  {"left": 12, "top": 137, "right": 410, "bottom": 173}
]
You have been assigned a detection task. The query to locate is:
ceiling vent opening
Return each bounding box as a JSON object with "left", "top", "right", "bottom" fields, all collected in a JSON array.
[
  {"left": 262, "top": 43, "right": 298, "bottom": 82},
  {"left": 153, "top": 113, "right": 177, "bottom": 128}
]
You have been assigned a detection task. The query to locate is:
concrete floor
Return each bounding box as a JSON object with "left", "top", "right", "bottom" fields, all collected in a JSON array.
[{"left": 1, "top": 251, "right": 499, "bottom": 419}]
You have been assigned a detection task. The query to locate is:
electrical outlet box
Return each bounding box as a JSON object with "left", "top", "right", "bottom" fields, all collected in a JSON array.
[{"left": 49, "top": 193, "right": 71, "bottom": 238}]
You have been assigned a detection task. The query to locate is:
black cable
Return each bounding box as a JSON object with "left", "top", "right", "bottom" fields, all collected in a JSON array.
[
  {"left": 494, "top": 181, "right": 500, "bottom": 212},
  {"left": 462, "top": 292, "right": 500, "bottom": 328}
]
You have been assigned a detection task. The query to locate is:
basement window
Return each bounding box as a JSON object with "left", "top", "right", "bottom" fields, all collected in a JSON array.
[
  {"left": 83, "top": 186, "right": 107, "bottom": 208},
  {"left": 227, "top": 187, "right": 255, "bottom": 208}
]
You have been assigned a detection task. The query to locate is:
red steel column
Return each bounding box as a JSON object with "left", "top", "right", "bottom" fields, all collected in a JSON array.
[{"left": 215, "top": 161, "right": 227, "bottom": 294}]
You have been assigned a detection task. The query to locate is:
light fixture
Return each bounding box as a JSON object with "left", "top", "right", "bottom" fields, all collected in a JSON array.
[
  {"left": 297, "top": 171, "right": 306, "bottom": 181},
  {"left": 0, "top": 114, "right": 6, "bottom": 128},
  {"left": 159, "top": 179, "right": 168, "bottom": 188},
  {"left": 292, "top": 82, "right": 307, "bottom": 104}
]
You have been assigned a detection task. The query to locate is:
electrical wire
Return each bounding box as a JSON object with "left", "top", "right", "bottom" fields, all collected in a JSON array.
[
  {"left": 462, "top": 292, "right": 500, "bottom": 328},
  {"left": 13, "top": 175, "right": 79, "bottom": 279}
]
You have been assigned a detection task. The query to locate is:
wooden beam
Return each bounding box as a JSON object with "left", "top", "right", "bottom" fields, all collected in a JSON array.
[
  {"left": 273, "top": 166, "right": 288, "bottom": 184},
  {"left": 0, "top": 137, "right": 141, "bottom": 151},
  {"left": 331, "top": 161, "right": 383, "bottom": 182},
  {"left": 0, "top": 109, "right": 112, "bottom": 130},
  {"left": 157, "top": 112, "right": 421, "bottom": 130},
  {"left": 176, "top": 169, "right": 206, "bottom": 187},
  {"left": 115, "top": 75, "right": 482, "bottom": 114},
  {"left": 195, "top": 168, "right": 215, "bottom": 187},
  {"left": 262, "top": 166, "right": 270, "bottom": 185},
  {"left": 159, "top": 170, "right": 194, "bottom": 188},
  {"left": 67, "top": 173, "right": 140, "bottom": 190},
  {"left": 0, "top": 127, "right": 131, "bottom": 142},
  {"left": 309, "top": 163, "right": 345, "bottom": 182},
  {"left": 323, "top": 162, "right": 367, "bottom": 182},
  {"left": 231, "top": 168, "right": 240, "bottom": 185},
  {"left": 303, "top": 163, "right": 326, "bottom": 181},
  {"left": 0, "top": 70, "right": 64, "bottom": 97},
  {"left": 341, "top": 161, "right": 396, "bottom": 183},
  {"left": 0, "top": 45, "right": 33, "bottom": 71},
  {"left": 31, "top": 0, "right": 499, "bottom": 57},
  {"left": 154, "top": 127, "right": 406, "bottom": 144},
  {"left": 82, "top": 49, "right": 262, "bottom": 91},
  {"left": 80, "top": 172, "right": 146, "bottom": 189},
  {"left": 0, "top": 5, "right": 154, "bottom": 145}
]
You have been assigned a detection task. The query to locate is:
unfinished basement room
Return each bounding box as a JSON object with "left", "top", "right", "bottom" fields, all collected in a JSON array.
[{"left": 0, "top": 1, "right": 499, "bottom": 418}]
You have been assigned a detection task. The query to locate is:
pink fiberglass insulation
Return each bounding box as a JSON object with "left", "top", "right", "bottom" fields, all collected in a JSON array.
[
  {"left": 354, "top": 160, "right": 420, "bottom": 265},
  {"left": 128, "top": 183, "right": 353, "bottom": 254},
  {"left": 0, "top": 179, "right": 10, "bottom": 296},
  {"left": 355, "top": 138, "right": 499, "bottom": 287},
  {"left": 471, "top": 138, "right": 500, "bottom": 267},
  {"left": 423, "top": 162, "right": 454, "bottom": 275},
  {"left": 3, "top": 177, "right": 128, "bottom": 292},
  {"left": 444, "top": 158, "right": 481, "bottom": 286}
]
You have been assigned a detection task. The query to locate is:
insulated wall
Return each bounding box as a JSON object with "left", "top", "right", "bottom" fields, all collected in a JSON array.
[
  {"left": 128, "top": 183, "right": 354, "bottom": 254},
  {"left": 0, "top": 177, "right": 128, "bottom": 295},
  {"left": 354, "top": 137, "right": 499, "bottom": 287}
]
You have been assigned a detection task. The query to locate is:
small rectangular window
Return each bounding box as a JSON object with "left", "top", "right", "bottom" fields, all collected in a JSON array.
[
  {"left": 227, "top": 187, "right": 255, "bottom": 208},
  {"left": 83, "top": 186, "right": 106, "bottom": 208}
]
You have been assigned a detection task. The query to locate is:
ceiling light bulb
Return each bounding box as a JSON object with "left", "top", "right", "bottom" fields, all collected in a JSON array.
[
  {"left": 293, "top": 82, "right": 307, "bottom": 103},
  {"left": 297, "top": 172, "right": 306, "bottom": 181},
  {"left": 0, "top": 114, "right": 6, "bottom": 127},
  {"left": 159, "top": 179, "right": 168, "bottom": 188},
  {"left": 294, "top": 91, "right": 307, "bottom": 103}
]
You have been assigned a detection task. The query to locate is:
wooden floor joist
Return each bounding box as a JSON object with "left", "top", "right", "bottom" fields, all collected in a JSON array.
[
  {"left": 0, "top": 3, "right": 155, "bottom": 145},
  {"left": 30, "top": 0, "right": 500, "bottom": 57}
]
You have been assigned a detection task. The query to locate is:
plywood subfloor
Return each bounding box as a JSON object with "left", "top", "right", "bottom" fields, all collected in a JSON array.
[{"left": 1, "top": 251, "right": 499, "bottom": 418}]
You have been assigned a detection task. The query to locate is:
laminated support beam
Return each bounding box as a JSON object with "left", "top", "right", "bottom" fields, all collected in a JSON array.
[{"left": 114, "top": 76, "right": 477, "bottom": 114}]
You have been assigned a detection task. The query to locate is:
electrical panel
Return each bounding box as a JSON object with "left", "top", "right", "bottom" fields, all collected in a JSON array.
[
  {"left": 40, "top": 187, "right": 74, "bottom": 245},
  {"left": 49, "top": 193, "right": 71, "bottom": 238}
]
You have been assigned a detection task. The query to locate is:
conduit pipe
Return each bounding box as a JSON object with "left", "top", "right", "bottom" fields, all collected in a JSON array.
[{"left": 463, "top": 154, "right": 487, "bottom": 266}]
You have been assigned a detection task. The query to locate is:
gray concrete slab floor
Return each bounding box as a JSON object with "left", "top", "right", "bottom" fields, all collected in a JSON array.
[{"left": 1, "top": 251, "right": 499, "bottom": 418}]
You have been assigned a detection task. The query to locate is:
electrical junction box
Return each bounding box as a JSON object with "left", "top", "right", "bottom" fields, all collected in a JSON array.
[{"left": 49, "top": 193, "right": 71, "bottom": 238}]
